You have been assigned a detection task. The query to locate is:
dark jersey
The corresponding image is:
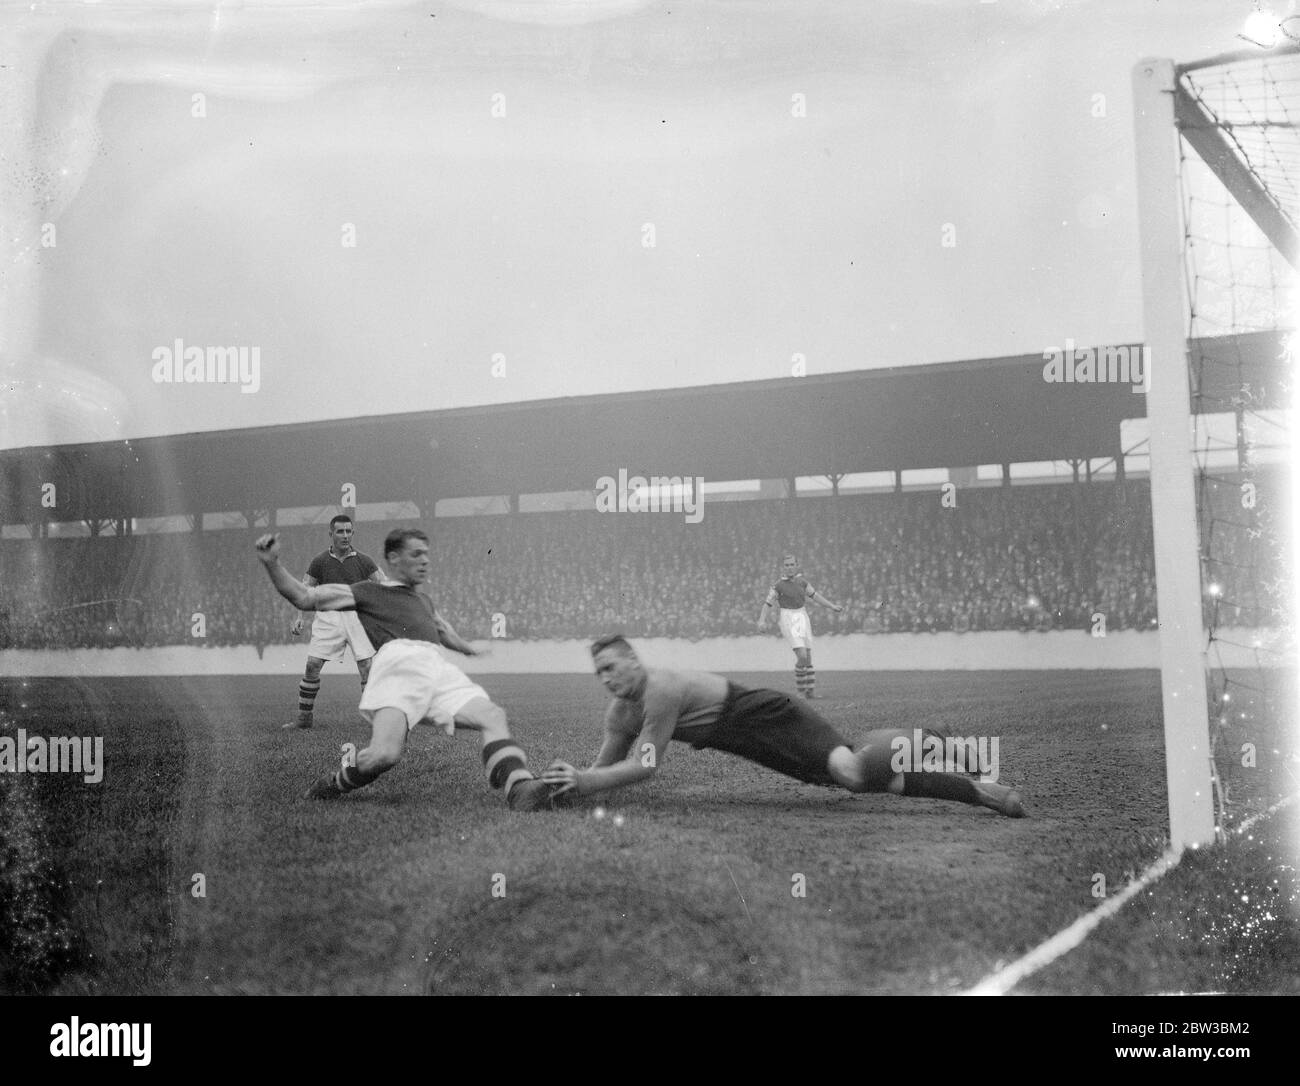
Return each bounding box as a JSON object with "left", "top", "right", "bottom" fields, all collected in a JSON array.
[
  {"left": 771, "top": 575, "right": 814, "bottom": 610},
  {"left": 349, "top": 581, "right": 441, "bottom": 651},
  {"left": 306, "top": 549, "right": 379, "bottom": 586}
]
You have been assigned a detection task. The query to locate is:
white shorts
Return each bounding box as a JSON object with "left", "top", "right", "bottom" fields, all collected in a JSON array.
[
  {"left": 358, "top": 639, "right": 489, "bottom": 732},
  {"left": 778, "top": 608, "right": 813, "bottom": 649},
  {"left": 308, "top": 610, "right": 375, "bottom": 663}
]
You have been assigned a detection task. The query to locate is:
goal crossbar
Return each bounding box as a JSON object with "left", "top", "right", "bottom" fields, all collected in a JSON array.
[{"left": 1173, "top": 80, "right": 1299, "bottom": 269}]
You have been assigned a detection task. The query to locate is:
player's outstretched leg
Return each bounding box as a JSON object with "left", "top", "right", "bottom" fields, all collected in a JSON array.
[
  {"left": 451, "top": 696, "right": 563, "bottom": 811},
  {"left": 287, "top": 656, "right": 326, "bottom": 729},
  {"left": 829, "top": 728, "right": 1025, "bottom": 817},
  {"left": 303, "top": 707, "right": 407, "bottom": 798}
]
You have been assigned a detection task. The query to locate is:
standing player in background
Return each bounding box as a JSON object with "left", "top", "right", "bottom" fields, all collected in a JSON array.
[
  {"left": 285, "top": 514, "right": 387, "bottom": 729},
  {"left": 757, "top": 554, "right": 844, "bottom": 698},
  {"left": 255, "top": 527, "right": 556, "bottom": 810}
]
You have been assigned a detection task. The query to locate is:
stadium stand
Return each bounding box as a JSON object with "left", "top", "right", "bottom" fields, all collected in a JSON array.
[{"left": 1, "top": 478, "right": 1223, "bottom": 648}]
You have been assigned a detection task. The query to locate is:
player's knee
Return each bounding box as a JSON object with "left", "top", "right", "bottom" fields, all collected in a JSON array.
[
  {"left": 841, "top": 741, "right": 898, "bottom": 793},
  {"left": 304, "top": 659, "right": 325, "bottom": 680},
  {"left": 827, "top": 747, "right": 859, "bottom": 789}
]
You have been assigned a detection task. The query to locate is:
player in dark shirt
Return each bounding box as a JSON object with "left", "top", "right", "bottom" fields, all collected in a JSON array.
[
  {"left": 255, "top": 527, "right": 555, "bottom": 810},
  {"left": 285, "top": 514, "right": 386, "bottom": 729},
  {"left": 542, "top": 635, "right": 1024, "bottom": 817},
  {"left": 757, "top": 554, "right": 844, "bottom": 698}
]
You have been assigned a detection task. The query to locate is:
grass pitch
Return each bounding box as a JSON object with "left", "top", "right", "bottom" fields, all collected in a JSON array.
[{"left": 0, "top": 669, "right": 1294, "bottom": 995}]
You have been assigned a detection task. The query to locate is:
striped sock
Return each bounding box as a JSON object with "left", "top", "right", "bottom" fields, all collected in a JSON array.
[
  {"left": 336, "top": 763, "right": 381, "bottom": 793},
  {"left": 795, "top": 666, "right": 813, "bottom": 696},
  {"left": 482, "top": 738, "right": 533, "bottom": 796},
  {"left": 804, "top": 666, "right": 816, "bottom": 696},
  {"left": 297, "top": 678, "right": 321, "bottom": 717}
]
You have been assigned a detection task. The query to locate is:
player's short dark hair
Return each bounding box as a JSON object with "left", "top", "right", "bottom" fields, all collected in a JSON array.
[
  {"left": 384, "top": 527, "right": 428, "bottom": 560},
  {"left": 329, "top": 514, "right": 353, "bottom": 530},
  {"left": 782, "top": 554, "right": 797, "bottom": 563},
  {"left": 590, "top": 634, "right": 635, "bottom": 658}
]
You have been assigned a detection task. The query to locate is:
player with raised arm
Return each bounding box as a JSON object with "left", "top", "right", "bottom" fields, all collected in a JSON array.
[
  {"left": 757, "top": 554, "right": 844, "bottom": 698},
  {"left": 541, "top": 635, "right": 1024, "bottom": 816},
  {"left": 255, "top": 527, "right": 556, "bottom": 810},
  {"left": 285, "top": 514, "right": 387, "bottom": 729}
]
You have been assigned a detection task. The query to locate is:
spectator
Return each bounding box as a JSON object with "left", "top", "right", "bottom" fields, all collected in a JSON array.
[{"left": 0, "top": 476, "right": 1277, "bottom": 648}]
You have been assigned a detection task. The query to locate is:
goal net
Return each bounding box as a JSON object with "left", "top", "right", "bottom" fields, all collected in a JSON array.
[{"left": 1132, "top": 44, "right": 1297, "bottom": 848}]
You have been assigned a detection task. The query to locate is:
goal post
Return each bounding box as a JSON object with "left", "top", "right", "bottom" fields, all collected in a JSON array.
[
  {"left": 1132, "top": 58, "right": 1217, "bottom": 850},
  {"left": 1131, "top": 46, "right": 1299, "bottom": 851}
]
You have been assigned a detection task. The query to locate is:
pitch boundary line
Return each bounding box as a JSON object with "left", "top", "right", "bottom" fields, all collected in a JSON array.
[
  {"left": 963, "top": 793, "right": 1298, "bottom": 996},
  {"left": 1234, "top": 792, "right": 1296, "bottom": 836}
]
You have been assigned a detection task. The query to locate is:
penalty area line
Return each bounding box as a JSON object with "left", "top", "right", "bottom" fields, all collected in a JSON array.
[{"left": 964, "top": 792, "right": 1297, "bottom": 996}]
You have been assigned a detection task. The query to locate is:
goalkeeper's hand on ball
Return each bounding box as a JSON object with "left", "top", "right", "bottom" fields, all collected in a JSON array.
[{"left": 541, "top": 760, "right": 579, "bottom": 796}]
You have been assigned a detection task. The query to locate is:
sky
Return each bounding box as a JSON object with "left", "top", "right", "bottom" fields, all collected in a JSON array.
[{"left": 0, "top": 0, "right": 1294, "bottom": 450}]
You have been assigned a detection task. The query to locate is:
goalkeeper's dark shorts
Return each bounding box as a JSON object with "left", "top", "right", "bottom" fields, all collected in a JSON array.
[{"left": 685, "top": 683, "right": 847, "bottom": 786}]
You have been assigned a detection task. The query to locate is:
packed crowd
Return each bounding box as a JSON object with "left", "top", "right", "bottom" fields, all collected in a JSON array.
[{"left": 0, "top": 479, "right": 1280, "bottom": 650}]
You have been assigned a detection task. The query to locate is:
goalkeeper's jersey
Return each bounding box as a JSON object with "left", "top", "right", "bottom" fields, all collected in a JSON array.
[{"left": 350, "top": 580, "right": 441, "bottom": 651}]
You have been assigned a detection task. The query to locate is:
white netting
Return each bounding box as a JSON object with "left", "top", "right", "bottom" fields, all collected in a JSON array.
[{"left": 1178, "top": 49, "right": 1298, "bottom": 833}]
